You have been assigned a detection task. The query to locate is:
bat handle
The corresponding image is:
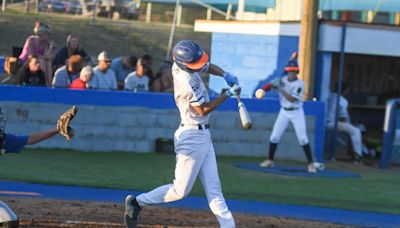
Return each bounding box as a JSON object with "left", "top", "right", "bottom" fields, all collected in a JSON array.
[{"left": 235, "top": 94, "right": 241, "bottom": 103}]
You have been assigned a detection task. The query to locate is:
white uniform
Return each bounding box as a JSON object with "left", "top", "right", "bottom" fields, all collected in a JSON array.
[
  {"left": 124, "top": 72, "right": 149, "bottom": 92},
  {"left": 136, "top": 63, "right": 235, "bottom": 228},
  {"left": 270, "top": 76, "right": 309, "bottom": 146},
  {"left": 327, "top": 92, "right": 362, "bottom": 155}
]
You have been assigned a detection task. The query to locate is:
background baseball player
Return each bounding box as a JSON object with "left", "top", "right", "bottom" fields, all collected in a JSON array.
[
  {"left": 258, "top": 60, "right": 317, "bottom": 173},
  {"left": 327, "top": 82, "right": 369, "bottom": 164},
  {"left": 0, "top": 106, "right": 77, "bottom": 226},
  {"left": 124, "top": 40, "right": 240, "bottom": 228}
]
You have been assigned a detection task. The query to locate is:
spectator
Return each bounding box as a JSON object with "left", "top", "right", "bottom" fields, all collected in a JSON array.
[
  {"left": 151, "top": 62, "right": 173, "bottom": 93},
  {"left": 15, "top": 55, "right": 46, "bottom": 86},
  {"left": 19, "top": 21, "right": 55, "bottom": 86},
  {"left": 110, "top": 55, "right": 137, "bottom": 90},
  {"left": 88, "top": 51, "right": 117, "bottom": 90},
  {"left": 52, "top": 55, "right": 84, "bottom": 88},
  {"left": 70, "top": 66, "right": 93, "bottom": 90},
  {"left": 53, "top": 34, "right": 91, "bottom": 70},
  {"left": 327, "top": 82, "right": 366, "bottom": 163},
  {"left": 140, "top": 54, "right": 155, "bottom": 86},
  {"left": 124, "top": 58, "right": 150, "bottom": 92}
]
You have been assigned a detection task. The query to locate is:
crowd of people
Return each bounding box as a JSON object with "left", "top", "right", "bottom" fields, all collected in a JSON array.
[{"left": 8, "top": 21, "right": 174, "bottom": 93}]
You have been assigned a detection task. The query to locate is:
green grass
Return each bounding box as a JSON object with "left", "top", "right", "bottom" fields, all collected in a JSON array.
[
  {"left": 1, "top": 148, "right": 400, "bottom": 215},
  {"left": 0, "top": 10, "right": 211, "bottom": 70}
]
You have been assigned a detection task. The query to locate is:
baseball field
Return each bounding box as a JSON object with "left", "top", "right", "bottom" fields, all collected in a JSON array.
[{"left": 1, "top": 148, "right": 400, "bottom": 227}]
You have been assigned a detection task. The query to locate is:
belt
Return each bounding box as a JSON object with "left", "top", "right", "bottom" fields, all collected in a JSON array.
[
  {"left": 180, "top": 123, "right": 210, "bottom": 130},
  {"left": 283, "top": 107, "right": 299, "bottom": 111}
]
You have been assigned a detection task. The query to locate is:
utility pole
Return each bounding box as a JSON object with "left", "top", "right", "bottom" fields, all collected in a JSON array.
[{"left": 298, "top": 0, "right": 318, "bottom": 100}]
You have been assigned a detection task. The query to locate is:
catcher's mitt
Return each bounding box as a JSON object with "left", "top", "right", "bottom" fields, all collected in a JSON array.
[{"left": 57, "top": 106, "right": 78, "bottom": 141}]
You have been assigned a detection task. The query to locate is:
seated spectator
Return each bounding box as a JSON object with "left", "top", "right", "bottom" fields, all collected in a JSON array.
[
  {"left": 53, "top": 34, "right": 91, "bottom": 70},
  {"left": 327, "top": 82, "right": 366, "bottom": 163},
  {"left": 110, "top": 55, "right": 137, "bottom": 90},
  {"left": 141, "top": 54, "right": 155, "bottom": 86},
  {"left": 124, "top": 58, "right": 150, "bottom": 92},
  {"left": 151, "top": 62, "right": 173, "bottom": 93},
  {"left": 19, "top": 21, "right": 56, "bottom": 86},
  {"left": 52, "top": 55, "right": 83, "bottom": 88},
  {"left": 15, "top": 55, "right": 46, "bottom": 86},
  {"left": 88, "top": 51, "right": 117, "bottom": 90},
  {"left": 70, "top": 66, "right": 93, "bottom": 90}
]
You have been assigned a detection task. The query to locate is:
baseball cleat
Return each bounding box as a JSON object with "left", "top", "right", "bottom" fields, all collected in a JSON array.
[
  {"left": 124, "top": 195, "right": 141, "bottom": 228},
  {"left": 259, "top": 159, "right": 274, "bottom": 168},
  {"left": 307, "top": 163, "right": 317, "bottom": 173}
]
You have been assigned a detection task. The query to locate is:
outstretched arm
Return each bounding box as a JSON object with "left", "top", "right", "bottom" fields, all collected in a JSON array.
[{"left": 27, "top": 128, "right": 58, "bottom": 145}]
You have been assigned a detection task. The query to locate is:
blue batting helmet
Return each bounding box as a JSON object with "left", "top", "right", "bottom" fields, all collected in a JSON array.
[
  {"left": 172, "top": 40, "right": 209, "bottom": 71},
  {"left": 285, "top": 60, "right": 299, "bottom": 72}
]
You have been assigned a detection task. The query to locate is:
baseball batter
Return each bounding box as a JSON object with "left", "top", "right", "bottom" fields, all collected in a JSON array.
[
  {"left": 258, "top": 60, "right": 317, "bottom": 173},
  {"left": 124, "top": 40, "right": 240, "bottom": 228},
  {"left": 0, "top": 106, "right": 77, "bottom": 226}
]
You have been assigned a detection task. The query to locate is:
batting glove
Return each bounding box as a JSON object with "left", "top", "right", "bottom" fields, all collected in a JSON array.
[
  {"left": 223, "top": 72, "right": 239, "bottom": 87},
  {"left": 222, "top": 87, "right": 237, "bottom": 97},
  {"left": 233, "top": 84, "right": 241, "bottom": 96}
]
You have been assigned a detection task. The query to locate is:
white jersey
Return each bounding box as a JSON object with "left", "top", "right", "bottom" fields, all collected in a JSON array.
[
  {"left": 124, "top": 72, "right": 149, "bottom": 92},
  {"left": 279, "top": 76, "right": 304, "bottom": 109},
  {"left": 172, "top": 63, "right": 210, "bottom": 125},
  {"left": 327, "top": 92, "right": 350, "bottom": 126}
]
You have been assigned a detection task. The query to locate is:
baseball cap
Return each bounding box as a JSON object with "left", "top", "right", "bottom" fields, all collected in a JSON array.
[{"left": 98, "top": 51, "right": 111, "bottom": 61}]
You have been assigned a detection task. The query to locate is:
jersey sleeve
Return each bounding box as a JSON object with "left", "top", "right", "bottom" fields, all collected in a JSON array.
[
  {"left": 3, "top": 134, "right": 28, "bottom": 154},
  {"left": 188, "top": 79, "right": 205, "bottom": 106}
]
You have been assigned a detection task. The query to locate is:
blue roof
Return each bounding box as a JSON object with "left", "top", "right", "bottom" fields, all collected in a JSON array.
[{"left": 319, "top": 0, "right": 400, "bottom": 13}]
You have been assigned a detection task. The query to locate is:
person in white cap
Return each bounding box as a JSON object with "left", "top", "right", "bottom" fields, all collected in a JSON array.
[{"left": 88, "top": 51, "right": 117, "bottom": 90}]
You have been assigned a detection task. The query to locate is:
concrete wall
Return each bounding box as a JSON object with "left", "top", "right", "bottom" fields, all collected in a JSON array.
[{"left": 0, "top": 86, "right": 324, "bottom": 161}]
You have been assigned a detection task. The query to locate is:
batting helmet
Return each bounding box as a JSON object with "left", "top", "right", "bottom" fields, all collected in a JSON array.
[
  {"left": 284, "top": 60, "right": 299, "bottom": 72},
  {"left": 172, "top": 40, "right": 209, "bottom": 71}
]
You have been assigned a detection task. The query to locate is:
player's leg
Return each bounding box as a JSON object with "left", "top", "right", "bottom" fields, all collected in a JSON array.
[
  {"left": 198, "top": 132, "right": 235, "bottom": 228},
  {"left": 0, "top": 200, "right": 18, "bottom": 228},
  {"left": 126, "top": 130, "right": 208, "bottom": 227},
  {"left": 289, "top": 110, "right": 316, "bottom": 172},
  {"left": 27, "top": 128, "right": 59, "bottom": 145},
  {"left": 260, "top": 110, "right": 290, "bottom": 167},
  {"left": 136, "top": 129, "right": 207, "bottom": 205},
  {"left": 337, "top": 122, "right": 363, "bottom": 160}
]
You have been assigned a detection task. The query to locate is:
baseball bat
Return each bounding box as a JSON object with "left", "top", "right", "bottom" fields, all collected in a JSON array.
[
  {"left": 236, "top": 95, "right": 252, "bottom": 130},
  {"left": 259, "top": 51, "right": 298, "bottom": 91}
]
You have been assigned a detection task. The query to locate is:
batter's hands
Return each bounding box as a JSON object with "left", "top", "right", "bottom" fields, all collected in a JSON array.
[
  {"left": 222, "top": 86, "right": 239, "bottom": 97},
  {"left": 233, "top": 84, "right": 241, "bottom": 96},
  {"left": 223, "top": 72, "right": 239, "bottom": 87},
  {"left": 271, "top": 78, "right": 281, "bottom": 89}
]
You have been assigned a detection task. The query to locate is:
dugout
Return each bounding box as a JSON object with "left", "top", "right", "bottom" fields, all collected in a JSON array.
[{"left": 194, "top": 19, "right": 400, "bottom": 159}]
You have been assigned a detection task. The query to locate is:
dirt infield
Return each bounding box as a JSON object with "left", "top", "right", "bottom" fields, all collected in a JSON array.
[{"left": 1, "top": 197, "right": 357, "bottom": 228}]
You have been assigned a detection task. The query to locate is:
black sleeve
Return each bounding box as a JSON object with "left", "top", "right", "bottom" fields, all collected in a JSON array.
[{"left": 53, "top": 47, "right": 68, "bottom": 68}]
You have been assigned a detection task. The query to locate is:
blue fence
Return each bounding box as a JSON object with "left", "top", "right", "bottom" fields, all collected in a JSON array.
[{"left": 0, "top": 85, "right": 326, "bottom": 161}]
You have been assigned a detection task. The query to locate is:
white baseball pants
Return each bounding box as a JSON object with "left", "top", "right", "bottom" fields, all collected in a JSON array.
[
  {"left": 136, "top": 127, "right": 235, "bottom": 228},
  {"left": 337, "top": 122, "right": 362, "bottom": 155},
  {"left": 270, "top": 108, "right": 309, "bottom": 145}
]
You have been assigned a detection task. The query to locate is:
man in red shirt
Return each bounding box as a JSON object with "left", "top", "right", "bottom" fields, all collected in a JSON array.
[{"left": 70, "top": 66, "right": 93, "bottom": 90}]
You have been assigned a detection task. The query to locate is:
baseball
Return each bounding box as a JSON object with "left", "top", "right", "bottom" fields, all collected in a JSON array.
[{"left": 255, "top": 89, "right": 265, "bottom": 99}]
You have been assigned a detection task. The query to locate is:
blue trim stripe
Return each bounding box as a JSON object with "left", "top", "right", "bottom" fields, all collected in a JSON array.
[{"left": 190, "top": 95, "right": 204, "bottom": 103}]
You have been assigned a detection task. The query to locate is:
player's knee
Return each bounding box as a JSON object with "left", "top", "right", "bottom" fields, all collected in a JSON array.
[
  {"left": 299, "top": 138, "right": 309, "bottom": 146},
  {"left": 173, "top": 188, "right": 190, "bottom": 200},
  {"left": 269, "top": 136, "right": 280, "bottom": 144}
]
